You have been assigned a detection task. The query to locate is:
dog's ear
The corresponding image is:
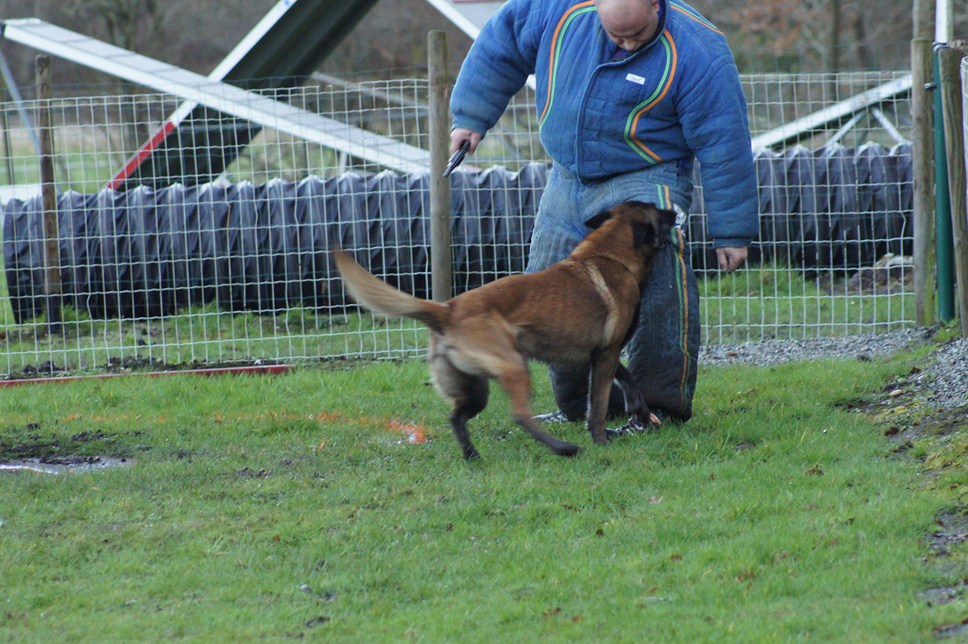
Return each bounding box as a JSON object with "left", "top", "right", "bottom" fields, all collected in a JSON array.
[{"left": 584, "top": 210, "right": 612, "bottom": 230}]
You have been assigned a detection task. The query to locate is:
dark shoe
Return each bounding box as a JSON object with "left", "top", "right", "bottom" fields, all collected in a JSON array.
[
  {"left": 533, "top": 409, "right": 578, "bottom": 423},
  {"left": 606, "top": 410, "right": 666, "bottom": 439}
]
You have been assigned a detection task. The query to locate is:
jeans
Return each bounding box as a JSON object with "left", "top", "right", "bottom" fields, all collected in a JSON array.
[{"left": 525, "top": 162, "right": 700, "bottom": 422}]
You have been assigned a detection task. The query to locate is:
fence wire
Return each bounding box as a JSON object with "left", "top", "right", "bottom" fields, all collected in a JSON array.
[{"left": 0, "top": 72, "right": 915, "bottom": 376}]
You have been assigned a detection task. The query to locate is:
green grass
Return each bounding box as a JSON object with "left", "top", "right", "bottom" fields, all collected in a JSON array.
[
  {"left": 0, "top": 349, "right": 964, "bottom": 641},
  {"left": 701, "top": 265, "right": 913, "bottom": 343},
  {"left": 1, "top": 263, "right": 914, "bottom": 374}
]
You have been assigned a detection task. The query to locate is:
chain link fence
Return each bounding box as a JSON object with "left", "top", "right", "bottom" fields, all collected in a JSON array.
[{"left": 0, "top": 71, "right": 915, "bottom": 377}]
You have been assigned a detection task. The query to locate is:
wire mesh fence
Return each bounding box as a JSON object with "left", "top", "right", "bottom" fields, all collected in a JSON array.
[{"left": 0, "top": 71, "right": 915, "bottom": 377}]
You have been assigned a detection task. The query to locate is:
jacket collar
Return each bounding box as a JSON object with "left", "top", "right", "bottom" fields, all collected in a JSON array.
[{"left": 645, "top": 0, "right": 669, "bottom": 50}]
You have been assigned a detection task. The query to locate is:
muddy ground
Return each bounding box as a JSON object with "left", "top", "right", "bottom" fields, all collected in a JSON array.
[
  {"left": 852, "top": 363, "right": 968, "bottom": 639},
  {"left": 1, "top": 356, "right": 288, "bottom": 381}
]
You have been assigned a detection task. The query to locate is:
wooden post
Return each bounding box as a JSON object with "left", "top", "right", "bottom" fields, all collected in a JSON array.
[
  {"left": 1, "top": 108, "right": 15, "bottom": 185},
  {"left": 913, "top": 38, "right": 937, "bottom": 327},
  {"left": 427, "top": 30, "right": 452, "bottom": 302},
  {"left": 36, "top": 55, "right": 62, "bottom": 333},
  {"left": 940, "top": 47, "right": 968, "bottom": 335},
  {"left": 913, "top": 0, "right": 936, "bottom": 40},
  {"left": 828, "top": 0, "right": 841, "bottom": 71}
]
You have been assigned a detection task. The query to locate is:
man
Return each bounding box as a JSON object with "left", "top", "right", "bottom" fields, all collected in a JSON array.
[{"left": 449, "top": 0, "right": 758, "bottom": 431}]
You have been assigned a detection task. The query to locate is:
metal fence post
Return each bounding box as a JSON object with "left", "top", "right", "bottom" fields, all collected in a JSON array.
[
  {"left": 941, "top": 46, "right": 968, "bottom": 336},
  {"left": 428, "top": 30, "right": 452, "bottom": 302},
  {"left": 933, "top": 45, "right": 956, "bottom": 322}
]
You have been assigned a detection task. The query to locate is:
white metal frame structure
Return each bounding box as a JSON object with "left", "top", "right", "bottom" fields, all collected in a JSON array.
[
  {"left": 0, "top": 18, "right": 431, "bottom": 176},
  {"left": 421, "top": 0, "right": 505, "bottom": 39},
  {"left": 752, "top": 75, "right": 913, "bottom": 150}
]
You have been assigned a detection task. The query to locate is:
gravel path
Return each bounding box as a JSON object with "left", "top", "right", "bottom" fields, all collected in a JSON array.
[{"left": 700, "top": 328, "right": 968, "bottom": 410}]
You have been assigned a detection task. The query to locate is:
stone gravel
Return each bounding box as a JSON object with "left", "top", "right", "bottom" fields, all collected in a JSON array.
[
  {"left": 917, "top": 336, "right": 968, "bottom": 409},
  {"left": 700, "top": 328, "right": 968, "bottom": 410}
]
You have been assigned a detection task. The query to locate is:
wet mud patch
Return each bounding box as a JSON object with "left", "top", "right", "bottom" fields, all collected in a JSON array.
[
  {"left": 2, "top": 357, "right": 285, "bottom": 381},
  {"left": 237, "top": 466, "right": 272, "bottom": 479},
  {"left": 881, "top": 406, "right": 968, "bottom": 459},
  {"left": 925, "top": 511, "right": 968, "bottom": 566},
  {"left": 0, "top": 455, "right": 133, "bottom": 474},
  {"left": 0, "top": 425, "right": 135, "bottom": 474}
]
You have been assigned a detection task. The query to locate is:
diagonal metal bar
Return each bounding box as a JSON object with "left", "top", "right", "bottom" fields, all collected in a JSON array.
[{"left": 0, "top": 17, "right": 431, "bottom": 182}]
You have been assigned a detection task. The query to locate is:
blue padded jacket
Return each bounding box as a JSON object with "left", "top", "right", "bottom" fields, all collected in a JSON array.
[{"left": 451, "top": 0, "right": 758, "bottom": 248}]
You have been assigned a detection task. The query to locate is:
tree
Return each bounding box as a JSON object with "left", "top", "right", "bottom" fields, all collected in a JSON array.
[{"left": 692, "top": 0, "right": 914, "bottom": 72}]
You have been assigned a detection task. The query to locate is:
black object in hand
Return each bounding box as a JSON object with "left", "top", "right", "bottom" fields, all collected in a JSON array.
[{"left": 443, "top": 140, "right": 471, "bottom": 177}]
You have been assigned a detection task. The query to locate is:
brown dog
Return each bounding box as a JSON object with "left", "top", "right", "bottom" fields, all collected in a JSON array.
[{"left": 334, "top": 200, "right": 676, "bottom": 460}]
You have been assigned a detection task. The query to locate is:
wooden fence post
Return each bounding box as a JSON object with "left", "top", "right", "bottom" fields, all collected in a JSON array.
[
  {"left": 36, "top": 55, "right": 62, "bottom": 333},
  {"left": 427, "top": 30, "right": 452, "bottom": 303},
  {"left": 914, "top": 0, "right": 936, "bottom": 40},
  {"left": 912, "top": 38, "right": 937, "bottom": 327},
  {"left": 940, "top": 46, "right": 968, "bottom": 335}
]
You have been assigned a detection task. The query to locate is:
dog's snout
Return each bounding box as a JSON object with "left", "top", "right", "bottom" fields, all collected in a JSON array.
[{"left": 660, "top": 209, "right": 676, "bottom": 229}]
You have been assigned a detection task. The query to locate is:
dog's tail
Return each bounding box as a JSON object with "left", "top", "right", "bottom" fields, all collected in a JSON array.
[{"left": 333, "top": 249, "right": 449, "bottom": 332}]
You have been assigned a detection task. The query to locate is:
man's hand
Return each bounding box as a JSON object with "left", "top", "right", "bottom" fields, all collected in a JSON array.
[
  {"left": 450, "top": 128, "right": 484, "bottom": 154},
  {"left": 716, "top": 246, "right": 748, "bottom": 272}
]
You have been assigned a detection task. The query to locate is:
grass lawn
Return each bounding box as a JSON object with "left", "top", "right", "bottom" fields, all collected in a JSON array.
[{"left": 0, "top": 344, "right": 965, "bottom": 641}]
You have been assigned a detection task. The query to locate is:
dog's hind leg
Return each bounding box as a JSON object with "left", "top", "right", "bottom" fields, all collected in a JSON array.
[
  {"left": 430, "top": 343, "right": 487, "bottom": 461},
  {"left": 447, "top": 376, "right": 488, "bottom": 461},
  {"left": 496, "top": 363, "right": 581, "bottom": 457},
  {"left": 613, "top": 363, "right": 653, "bottom": 423},
  {"left": 445, "top": 325, "right": 579, "bottom": 457}
]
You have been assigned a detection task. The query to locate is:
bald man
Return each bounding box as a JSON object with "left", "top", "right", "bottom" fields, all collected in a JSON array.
[{"left": 450, "top": 0, "right": 757, "bottom": 432}]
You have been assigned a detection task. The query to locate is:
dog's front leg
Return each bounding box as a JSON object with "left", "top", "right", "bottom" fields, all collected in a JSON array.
[{"left": 587, "top": 350, "right": 621, "bottom": 445}]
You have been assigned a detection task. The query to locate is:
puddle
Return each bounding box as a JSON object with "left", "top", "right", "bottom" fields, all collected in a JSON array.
[{"left": 0, "top": 455, "right": 133, "bottom": 474}]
